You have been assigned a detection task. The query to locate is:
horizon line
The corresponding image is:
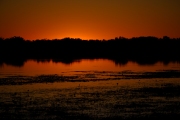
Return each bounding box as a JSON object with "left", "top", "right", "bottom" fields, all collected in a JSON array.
[{"left": 1, "top": 35, "right": 180, "bottom": 41}]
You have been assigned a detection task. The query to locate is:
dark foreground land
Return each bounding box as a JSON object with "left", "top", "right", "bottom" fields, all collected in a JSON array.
[{"left": 0, "top": 72, "right": 180, "bottom": 119}]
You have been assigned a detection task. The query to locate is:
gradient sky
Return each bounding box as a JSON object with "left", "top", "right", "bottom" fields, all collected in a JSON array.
[{"left": 0, "top": 0, "right": 180, "bottom": 40}]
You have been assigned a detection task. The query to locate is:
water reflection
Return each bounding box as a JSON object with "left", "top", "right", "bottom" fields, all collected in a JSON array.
[
  {"left": 0, "top": 59, "right": 180, "bottom": 77},
  {"left": 0, "top": 59, "right": 180, "bottom": 119},
  {"left": 1, "top": 57, "right": 180, "bottom": 67}
]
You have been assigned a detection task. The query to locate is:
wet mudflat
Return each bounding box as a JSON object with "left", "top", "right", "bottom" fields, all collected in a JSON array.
[
  {"left": 1, "top": 70, "right": 180, "bottom": 85},
  {"left": 0, "top": 72, "right": 180, "bottom": 119}
]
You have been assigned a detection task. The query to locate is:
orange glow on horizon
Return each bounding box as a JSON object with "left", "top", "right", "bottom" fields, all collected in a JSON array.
[{"left": 0, "top": 0, "right": 180, "bottom": 40}]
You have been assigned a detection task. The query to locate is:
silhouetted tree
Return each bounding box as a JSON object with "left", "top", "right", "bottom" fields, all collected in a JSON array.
[{"left": 0, "top": 36, "right": 180, "bottom": 66}]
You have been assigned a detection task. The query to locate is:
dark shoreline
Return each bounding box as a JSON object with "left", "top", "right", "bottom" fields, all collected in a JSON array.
[{"left": 1, "top": 36, "right": 180, "bottom": 67}]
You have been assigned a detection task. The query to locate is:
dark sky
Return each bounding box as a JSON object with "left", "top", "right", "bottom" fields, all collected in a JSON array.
[{"left": 0, "top": 0, "right": 180, "bottom": 40}]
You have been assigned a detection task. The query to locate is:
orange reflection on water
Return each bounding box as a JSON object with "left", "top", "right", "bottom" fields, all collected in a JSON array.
[{"left": 0, "top": 59, "right": 180, "bottom": 77}]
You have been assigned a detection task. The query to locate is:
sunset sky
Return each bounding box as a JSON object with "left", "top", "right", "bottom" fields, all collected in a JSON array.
[{"left": 0, "top": 0, "right": 180, "bottom": 40}]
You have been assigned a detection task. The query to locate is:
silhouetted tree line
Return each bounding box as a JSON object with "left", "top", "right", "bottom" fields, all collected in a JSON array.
[{"left": 0, "top": 36, "right": 180, "bottom": 66}]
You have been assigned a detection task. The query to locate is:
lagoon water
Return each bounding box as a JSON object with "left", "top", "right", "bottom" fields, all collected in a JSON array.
[
  {"left": 1, "top": 59, "right": 180, "bottom": 77},
  {"left": 0, "top": 59, "right": 180, "bottom": 119}
]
